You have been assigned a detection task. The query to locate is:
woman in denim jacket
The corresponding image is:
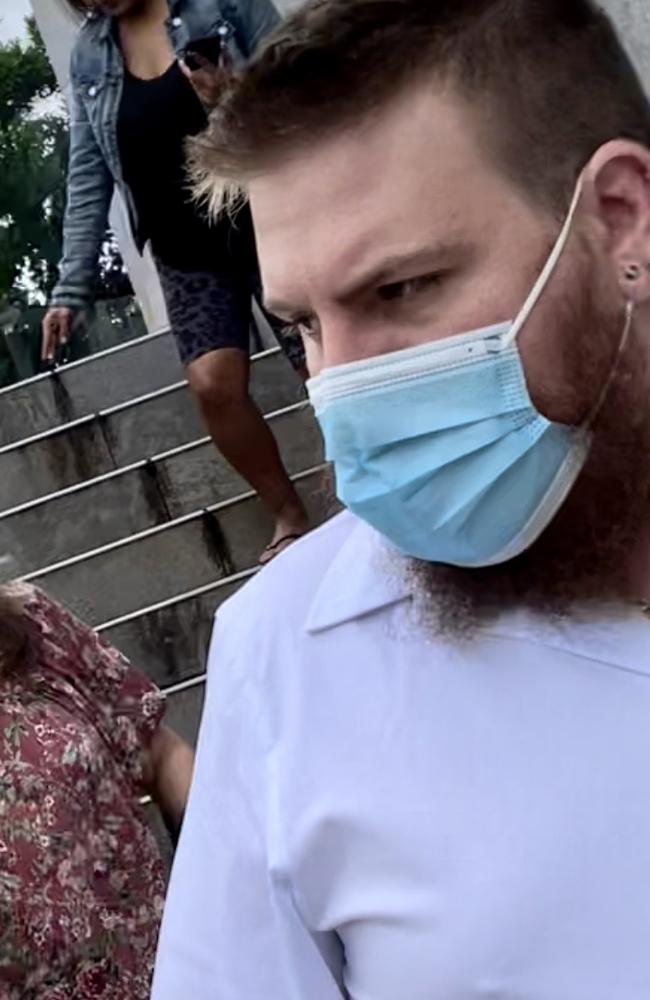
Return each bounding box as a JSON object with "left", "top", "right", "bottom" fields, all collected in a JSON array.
[{"left": 43, "top": 0, "right": 308, "bottom": 564}]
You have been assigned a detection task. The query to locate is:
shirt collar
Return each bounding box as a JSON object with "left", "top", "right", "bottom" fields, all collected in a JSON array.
[
  {"left": 305, "top": 518, "right": 413, "bottom": 634},
  {"left": 485, "top": 603, "right": 650, "bottom": 678},
  {"left": 304, "top": 517, "right": 650, "bottom": 667}
]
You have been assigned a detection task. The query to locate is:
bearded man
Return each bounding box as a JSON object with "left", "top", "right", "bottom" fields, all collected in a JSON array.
[{"left": 153, "top": 2, "right": 650, "bottom": 997}]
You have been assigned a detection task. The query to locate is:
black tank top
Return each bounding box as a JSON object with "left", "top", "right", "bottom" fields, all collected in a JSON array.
[{"left": 117, "top": 61, "right": 256, "bottom": 271}]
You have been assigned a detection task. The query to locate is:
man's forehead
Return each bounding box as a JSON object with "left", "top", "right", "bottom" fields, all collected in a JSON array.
[
  {"left": 249, "top": 83, "right": 506, "bottom": 305},
  {"left": 250, "top": 83, "right": 482, "bottom": 217}
]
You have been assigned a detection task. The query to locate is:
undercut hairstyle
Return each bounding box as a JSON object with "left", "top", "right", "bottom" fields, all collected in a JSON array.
[{"left": 190, "top": 0, "right": 650, "bottom": 216}]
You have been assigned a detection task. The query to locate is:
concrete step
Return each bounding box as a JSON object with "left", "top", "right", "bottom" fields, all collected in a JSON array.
[
  {"left": 97, "top": 573, "right": 252, "bottom": 691},
  {"left": 0, "top": 348, "right": 304, "bottom": 512},
  {"left": 0, "top": 330, "right": 181, "bottom": 448},
  {"left": 1, "top": 405, "right": 322, "bottom": 578},
  {"left": 2, "top": 321, "right": 316, "bottom": 865},
  {"left": 24, "top": 467, "right": 331, "bottom": 626}
]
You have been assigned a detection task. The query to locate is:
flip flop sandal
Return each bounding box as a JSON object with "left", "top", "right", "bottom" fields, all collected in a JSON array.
[{"left": 258, "top": 533, "right": 305, "bottom": 567}]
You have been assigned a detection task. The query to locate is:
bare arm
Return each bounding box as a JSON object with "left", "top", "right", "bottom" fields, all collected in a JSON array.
[{"left": 145, "top": 725, "right": 195, "bottom": 839}]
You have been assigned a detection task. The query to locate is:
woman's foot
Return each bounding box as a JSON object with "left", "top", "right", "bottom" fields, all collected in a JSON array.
[{"left": 259, "top": 508, "right": 309, "bottom": 566}]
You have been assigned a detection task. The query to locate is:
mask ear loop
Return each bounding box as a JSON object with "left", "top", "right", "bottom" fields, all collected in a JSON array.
[
  {"left": 501, "top": 177, "right": 636, "bottom": 425},
  {"left": 586, "top": 298, "right": 635, "bottom": 426},
  {"left": 503, "top": 181, "right": 584, "bottom": 348}
]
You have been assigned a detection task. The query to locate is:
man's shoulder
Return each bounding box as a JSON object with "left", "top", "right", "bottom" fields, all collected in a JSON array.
[{"left": 215, "top": 511, "right": 359, "bottom": 637}]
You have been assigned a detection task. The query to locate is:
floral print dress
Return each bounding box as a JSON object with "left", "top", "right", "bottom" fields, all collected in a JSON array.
[{"left": 0, "top": 587, "right": 167, "bottom": 1000}]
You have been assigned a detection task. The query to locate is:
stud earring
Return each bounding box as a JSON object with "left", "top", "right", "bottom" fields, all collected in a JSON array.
[{"left": 624, "top": 263, "right": 643, "bottom": 282}]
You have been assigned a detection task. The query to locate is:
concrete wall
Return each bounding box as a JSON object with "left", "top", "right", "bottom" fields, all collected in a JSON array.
[{"left": 601, "top": 0, "right": 650, "bottom": 92}]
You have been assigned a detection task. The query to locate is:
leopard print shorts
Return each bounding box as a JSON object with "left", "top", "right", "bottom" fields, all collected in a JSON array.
[{"left": 156, "top": 258, "right": 305, "bottom": 372}]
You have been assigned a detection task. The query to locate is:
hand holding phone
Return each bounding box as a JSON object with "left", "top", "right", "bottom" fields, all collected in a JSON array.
[
  {"left": 184, "top": 23, "right": 234, "bottom": 72},
  {"left": 181, "top": 23, "right": 236, "bottom": 106}
]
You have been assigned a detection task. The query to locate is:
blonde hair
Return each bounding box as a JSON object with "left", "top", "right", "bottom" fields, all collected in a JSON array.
[{"left": 0, "top": 584, "right": 28, "bottom": 672}]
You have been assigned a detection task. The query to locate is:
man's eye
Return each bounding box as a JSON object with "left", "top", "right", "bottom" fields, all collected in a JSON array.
[
  {"left": 269, "top": 314, "right": 317, "bottom": 341},
  {"left": 377, "top": 274, "right": 442, "bottom": 302}
]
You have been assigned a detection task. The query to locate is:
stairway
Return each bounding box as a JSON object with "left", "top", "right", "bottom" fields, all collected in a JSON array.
[{"left": 0, "top": 328, "right": 326, "bottom": 847}]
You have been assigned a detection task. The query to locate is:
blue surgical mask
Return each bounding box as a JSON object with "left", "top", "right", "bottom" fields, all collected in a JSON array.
[{"left": 307, "top": 185, "right": 634, "bottom": 567}]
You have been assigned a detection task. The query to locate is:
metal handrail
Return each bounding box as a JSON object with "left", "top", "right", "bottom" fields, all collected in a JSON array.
[
  {"left": 22, "top": 463, "right": 326, "bottom": 582},
  {"left": 0, "top": 400, "right": 309, "bottom": 521},
  {"left": 0, "top": 345, "right": 282, "bottom": 456},
  {"left": 95, "top": 568, "right": 257, "bottom": 634},
  {"left": 0, "top": 326, "right": 172, "bottom": 397}
]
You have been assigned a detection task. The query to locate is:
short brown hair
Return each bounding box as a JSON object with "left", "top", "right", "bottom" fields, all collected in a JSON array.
[{"left": 190, "top": 0, "right": 650, "bottom": 216}]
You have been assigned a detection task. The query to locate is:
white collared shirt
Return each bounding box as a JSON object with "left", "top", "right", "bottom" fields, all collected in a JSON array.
[{"left": 152, "top": 511, "right": 650, "bottom": 999}]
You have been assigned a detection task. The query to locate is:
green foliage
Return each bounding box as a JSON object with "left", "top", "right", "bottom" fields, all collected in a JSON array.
[
  {"left": 0, "top": 17, "right": 58, "bottom": 128},
  {"left": 0, "top": 16, "right": 135, "bottom": 387},
  {"left": 0, "top": 16, "right": 67, "bottom": 304}
]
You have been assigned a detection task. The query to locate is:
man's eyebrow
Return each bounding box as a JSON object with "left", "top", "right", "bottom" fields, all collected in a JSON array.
[
  {"left": 336, "top": 243, "right": 462, "bottom": 302},
  {"left": 264, "top": 241, "right": 464, "bottom": 318}
]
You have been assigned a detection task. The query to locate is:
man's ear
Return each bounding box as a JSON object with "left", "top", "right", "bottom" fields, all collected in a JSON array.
[{"left": 582, "top": 140, "right": 650, "bottom": 304}]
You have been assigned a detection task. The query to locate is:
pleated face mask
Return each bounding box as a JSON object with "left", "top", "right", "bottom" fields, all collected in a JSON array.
[{"left": 308, "top": 184, "right": 634, "bottom": 568}]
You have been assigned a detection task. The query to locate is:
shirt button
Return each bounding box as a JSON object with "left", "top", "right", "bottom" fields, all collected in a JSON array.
[
  {"left": 88, "top": 86, "right": 97, "bottom": 97},
  {"left": 172, "top": 16, "right": 182, "bottom": 26}
]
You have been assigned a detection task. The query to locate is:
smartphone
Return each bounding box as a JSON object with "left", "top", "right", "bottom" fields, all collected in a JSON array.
[{"left": 185, "top": 23, "right": 234, "bottom": 71}]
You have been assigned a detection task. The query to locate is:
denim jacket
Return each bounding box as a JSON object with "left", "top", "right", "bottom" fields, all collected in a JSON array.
[{"left": 50, "top": 0, "right": 280, "bottom": 309}]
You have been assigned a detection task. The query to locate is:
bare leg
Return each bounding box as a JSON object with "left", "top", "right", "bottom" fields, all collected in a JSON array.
[{"left": 186, "top": 348, "right": 308, "bottom": 559}]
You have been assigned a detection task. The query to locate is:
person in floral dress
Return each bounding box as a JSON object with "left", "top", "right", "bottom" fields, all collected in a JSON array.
[{"left": 0, "top": 584, "right": 193, "bottom": 1000}]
